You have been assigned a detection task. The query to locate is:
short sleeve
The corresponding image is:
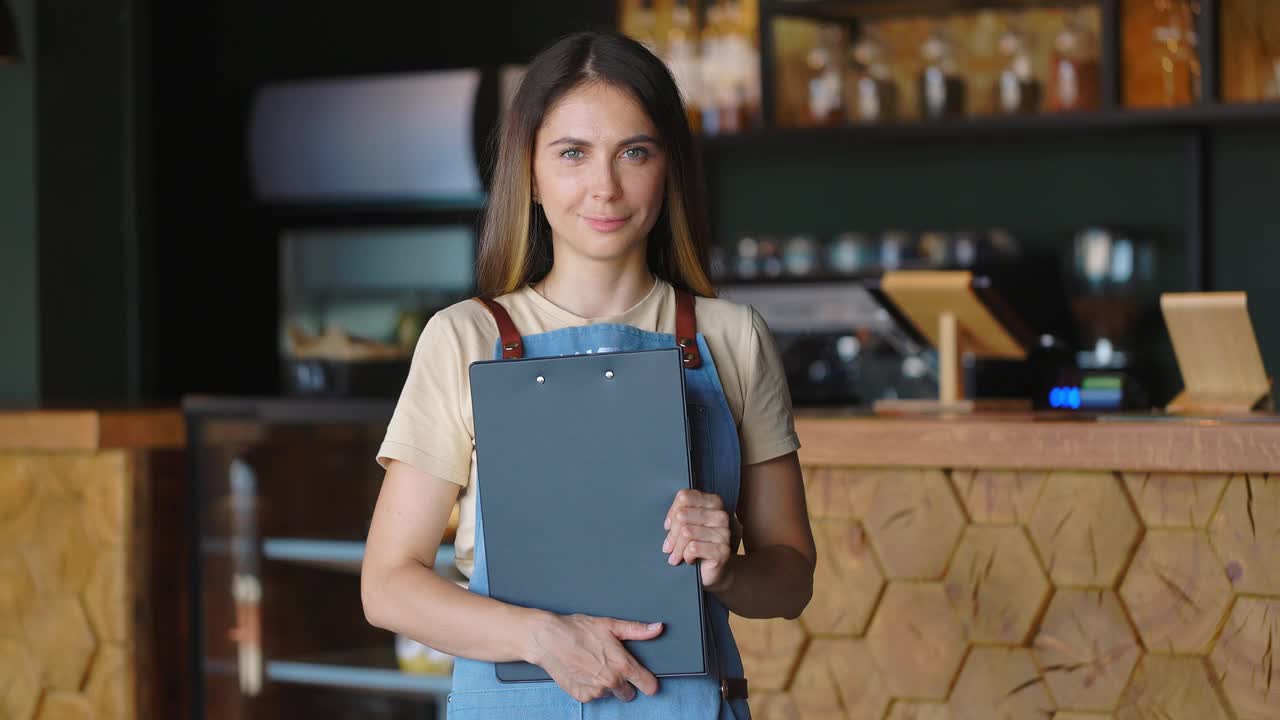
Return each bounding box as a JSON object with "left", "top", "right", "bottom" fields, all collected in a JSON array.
[
  {"left": 376, "top": 313, "right": 473, "bottom": 486},
  {"left": 739, "top": 308, "right": 801, "bottom": 466}
]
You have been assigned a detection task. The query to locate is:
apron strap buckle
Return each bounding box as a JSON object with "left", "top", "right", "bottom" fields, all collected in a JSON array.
[
  {"left": 721, "top": 677, "right": 748, "bottom": 701},
  {"left": 674, "top": 289, "right": 702, "bottom": 369},
  {"left": 475, "top": 297, "right": 525, "bottom": 359}
]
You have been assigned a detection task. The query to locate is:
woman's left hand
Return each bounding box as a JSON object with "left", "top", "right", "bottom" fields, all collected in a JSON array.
[{"left": 662, "top": 489, "right": 734, "bottom": 592}]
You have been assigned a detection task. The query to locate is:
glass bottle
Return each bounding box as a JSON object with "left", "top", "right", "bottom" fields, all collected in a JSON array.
[
  {"left": 1265, "top": 57, "right": 1280, "bottom": 100},
  {"left": 1050, "top": 9, "right": 1101, "bottom": 112},
  {"left": 700, "top": 2, "right": 725, "bottom": 135},
  {"left": 918, "top": 27, "right": 967, "bottom": 120},
  {"left": 666, "top": 0, "right": 703, "bottom": 134},
  {"left": 844, "top": 30, "right": 900, "bottom": 123},
  {"left": 720, "top": 0, "right": 759, "bottom": 133},
  {"left": 996, "top": 20, "right": 1042, "bottom": 115},
  {"left": 633, "top": 0, "right": 661, "bottom": 58},
  {"left": 805, "top": 25, "right": 845, "bottom": 126}
]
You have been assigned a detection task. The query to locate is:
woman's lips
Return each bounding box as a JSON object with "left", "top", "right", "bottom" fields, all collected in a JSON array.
[{"left": 583, "top": 215, "right": 629, "bottom": 233}]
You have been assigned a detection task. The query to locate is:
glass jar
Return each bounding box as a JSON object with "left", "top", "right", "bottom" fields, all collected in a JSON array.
[
  {"left": 805, "top": 25, "right": 845, "bottom": 126},
  {"left": 918, "top": 27, "right": 967, "bottom": 120},
  {"left": 844, "top": 31, "right": 900, "bottom": 123},
  {"left": 996, "top": 21, "right": 1042, "bottom": 115},
  {"left": 1050, "top": 9, "right": 1101, "bottom": 112}
]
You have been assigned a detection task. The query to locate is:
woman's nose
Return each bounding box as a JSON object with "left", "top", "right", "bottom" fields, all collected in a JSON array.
[{"left": 589, "top": 159, "right": 621, "bottom": 201}]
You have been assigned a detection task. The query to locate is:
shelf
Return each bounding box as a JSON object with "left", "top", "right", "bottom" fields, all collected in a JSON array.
[
  {"left": 699, "top": 102, "right": 1280, "bottom": 150},
  {"left": 765, "top": 0, "right": 1091, "bottom": 22},
  {"left": 262, "top": 538, "right": 458, "bottom": 578},
  {"left": 265, "top": 648, "right": 451, "bottom": 699}
]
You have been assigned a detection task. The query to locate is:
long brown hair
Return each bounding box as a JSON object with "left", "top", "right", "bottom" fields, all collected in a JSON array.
[{"left": 476, "top": 31, "right": 716, "bottom": 299}]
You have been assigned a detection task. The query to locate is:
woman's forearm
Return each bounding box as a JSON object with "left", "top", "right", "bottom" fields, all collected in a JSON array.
[
  {"left": 363, "top": 561, "right": 551, "bottom": 663},
  {"left": 708, "top": 545, "right": 814, "bottom": 620}
]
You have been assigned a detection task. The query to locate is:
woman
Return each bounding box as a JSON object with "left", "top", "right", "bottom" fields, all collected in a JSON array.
[{"left": 361, "top": 31, "right": 816, "bottom": 719}]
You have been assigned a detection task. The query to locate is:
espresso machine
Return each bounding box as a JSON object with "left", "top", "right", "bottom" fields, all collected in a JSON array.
[{"left": 1040, "top": 226, "right": 1157, "bottom": 411}]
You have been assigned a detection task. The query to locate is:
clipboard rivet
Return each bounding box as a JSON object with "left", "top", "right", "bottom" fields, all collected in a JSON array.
[
  {"left": 536, "top": 375, "right": 545, "bottom": 384},
  {"left": 683, "top": 352, "right": 695, "bottom": 364},
  {"left": 678, "top": 337, "right": 692, "bottom": 348},
  {"left": 605, "top": 370, "right": 615, "bottom": 380}
]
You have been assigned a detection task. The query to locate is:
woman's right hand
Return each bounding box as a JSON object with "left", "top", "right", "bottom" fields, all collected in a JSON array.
[{"left": 524, "top": 613, "right": 663, "bottom": 703}]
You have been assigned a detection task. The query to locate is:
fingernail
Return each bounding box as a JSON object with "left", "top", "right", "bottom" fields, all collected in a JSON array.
[
  {"left": 647, "top": 622, "right": 661, "bottom": 630},
  {"left": 662, "top": 538, "right": 671, "bottom": 553},
  {"left": 668, "top": 553, "right": 677, "bottom": 565},
  {"left": 664, "top": 517, "right": 670, "bottom": 530}
]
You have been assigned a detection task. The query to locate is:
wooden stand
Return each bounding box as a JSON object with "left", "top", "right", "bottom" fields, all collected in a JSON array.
[
  {"left": 1161, "top": 292, "right": 1272, "bottom": 414},
  {"left": 873, "top": 271, "right": 1029, "bottom": 414}
]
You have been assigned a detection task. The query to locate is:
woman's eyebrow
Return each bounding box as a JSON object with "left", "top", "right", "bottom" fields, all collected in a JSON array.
[
  {"left": 616, "top": 134, "right": 659, "bottom": 146},
  {"left": 545, "top": 134, "right": 660, "bottom": 148},
  {"left": 547, "top": 136, "right": 591, "bottom": 148}
]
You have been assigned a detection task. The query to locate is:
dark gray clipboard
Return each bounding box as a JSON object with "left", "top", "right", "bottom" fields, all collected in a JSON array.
[{"left": 469, "top": 347, "right": 709, "bottom": 683}]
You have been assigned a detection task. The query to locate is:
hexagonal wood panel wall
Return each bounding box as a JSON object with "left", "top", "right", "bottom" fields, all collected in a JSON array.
[
  {"left": 732, "top": 468, "right": 1280, "bottom": 720},
  {"left": 0, "top": 451, "right": 135, "bottom": 720}
]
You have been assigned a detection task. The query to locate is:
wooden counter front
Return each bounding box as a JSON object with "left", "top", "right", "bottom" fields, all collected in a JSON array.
[
  {"left": 0, "top": 409, "right": 185, "bottom": 720},
  {"left": 735, "top": 413, "right": 1280, "bottom": 720}
]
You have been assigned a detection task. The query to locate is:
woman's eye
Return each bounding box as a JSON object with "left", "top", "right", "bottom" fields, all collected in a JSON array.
[
  {"left": 559, "top": 148, "right": 584, "bottom": 160},
  {"left": 622, "top": 147, "right": 649, "bottom": 160}
]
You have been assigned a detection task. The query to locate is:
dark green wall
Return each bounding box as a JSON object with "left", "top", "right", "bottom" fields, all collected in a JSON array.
[
  {"left": 706, "top": 131, "right": 1199, "bottom": 402},
  {"left": 35, "top": 0, "right": 148, "bottom": 403},
  {"left": 1211, "top": 129, "right": 1280, "bottom": 373},
  {"left": 0, "top": 0, "right": 37, "bottom": 404}
]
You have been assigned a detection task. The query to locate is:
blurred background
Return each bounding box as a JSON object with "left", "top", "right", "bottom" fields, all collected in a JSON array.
[
  {"left": 2, "top": 1, "right": 1279, "bottom": 719},
  {"left": 1, "top": 0, "right": 1278, "bottom": 411}
]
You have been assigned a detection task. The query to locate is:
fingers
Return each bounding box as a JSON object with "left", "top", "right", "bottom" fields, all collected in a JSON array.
[
  {"left": 609, "top": 678, "right": 637, "bottom": 702},
  {"left": 664, "top": 489, "right": 722, "bottom": 530},
  {"left": 682, "top": 539, "right": 731, "bottom": 568},
  {"left": 603, "top": 620, "right": 662, "bottom": 701},
  {"left": 609, "top": 619, "right": 664, "bottom": 641},
  {"left": 665, "top": 522, "right": 731, "bottom": 566},
  {"left": 622, "top": 659, "right": 660, "bottom": 696}
]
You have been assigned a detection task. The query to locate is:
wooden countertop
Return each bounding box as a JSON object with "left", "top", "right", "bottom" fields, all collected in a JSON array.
[
  {"left": 0, "top": 409, "right": 185, "bottom": 451},
  {"left": 795, "top": 412, "right": 1280, "bottom": 474}
]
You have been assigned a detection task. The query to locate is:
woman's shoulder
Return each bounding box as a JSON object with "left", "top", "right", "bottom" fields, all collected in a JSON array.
[
  {"left": 420, "top": 295, "right": 508, "bottom": 359},
  {"left": 692, "top": 293, "right": 764, "bottom": 343}
]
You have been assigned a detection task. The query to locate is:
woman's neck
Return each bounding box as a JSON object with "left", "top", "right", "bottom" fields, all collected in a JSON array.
[{"left": 535, "top": 255, "right": 656, "bottom": 319}]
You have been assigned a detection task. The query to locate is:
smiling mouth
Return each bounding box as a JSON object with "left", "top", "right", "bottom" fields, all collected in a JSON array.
[{"left": 583, "top": 215, "right": 630, "bottom": 232}]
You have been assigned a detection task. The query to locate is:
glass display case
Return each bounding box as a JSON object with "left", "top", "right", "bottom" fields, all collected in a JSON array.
[
  {"left": 279, "top": 224, "right": 476, "bottom": 398},
  {"left": 185, "top": 397, "right": 462, "bottom": 720}
]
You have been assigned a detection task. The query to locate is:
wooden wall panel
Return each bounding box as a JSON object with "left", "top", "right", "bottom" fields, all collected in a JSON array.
[
  {"left": 949, "top": 647, "right": 1055, "bottom": 720},
  {"left": 1210, "top": 596, "right": 1280, "bottom": 720},
  {"left": 1033, "top": 589, "right": 1141, "bottom": 712},
  {"left": 0, "top": 450, "right": 137, "bottom": 720},
  {"left": 865, "top": 470, "right": 965, "bottom": 580},
  {"left": 731, "top": 467, "right": 1280, "bottom": 720},
  {"left": 1027, "top": 472, "right": 1141, "bottom": 587},
  {"left": 789, "top": 638, "right": 889, "bottom": 720},
  {"left": 943, "top": 526, "right": 1049, "bottom": 645},
  {"left": 1119, "top": 530, "right": 1233, "bottom": 654},
  {"left": 1123, "top": 472, "right": 1228, "bottom": 528},
  {"left": 1209, "top": 474, "right": 1280, "bottom": 596},
  {"left": 1115, "top": 654, "right": 1231, "bottom": 720},
  {"left": 866, "top": 583, "right": 968, "bottom": 700},
  {"left": 801, "top": 520, "right": 883, "bottom": 636}
]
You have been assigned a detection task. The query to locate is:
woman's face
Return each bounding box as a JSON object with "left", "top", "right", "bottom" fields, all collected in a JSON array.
[{"left": 532, "top": 82, "right": 667, "bottom": 267}]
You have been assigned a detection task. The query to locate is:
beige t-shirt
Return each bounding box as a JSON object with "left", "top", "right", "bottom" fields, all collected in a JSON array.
[{"left": 376, "top": 278, "right": 800, "bottom": 577}]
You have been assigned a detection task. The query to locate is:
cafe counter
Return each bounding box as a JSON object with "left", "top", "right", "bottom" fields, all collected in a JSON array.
[
  {"left": 0, "top": 409, "right": 185, "bottom": 720},
  {"left": 733, "top": 411, "right": 1280, "bottom": 720}
]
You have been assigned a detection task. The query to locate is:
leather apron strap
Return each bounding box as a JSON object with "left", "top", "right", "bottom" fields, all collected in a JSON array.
[
  {"left": 473, "top": 297, "right": 524, "bottom": 359},
  {"left": 474, "top": 286, "right": 702, "bottom": 367},
  {"left": 674, "top": 288, "right": 702, "bottom": 369}
]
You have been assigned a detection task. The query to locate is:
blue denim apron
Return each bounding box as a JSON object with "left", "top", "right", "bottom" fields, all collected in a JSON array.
[{"left": 446, "top": 305, "right": 749, "bottom": 720}]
